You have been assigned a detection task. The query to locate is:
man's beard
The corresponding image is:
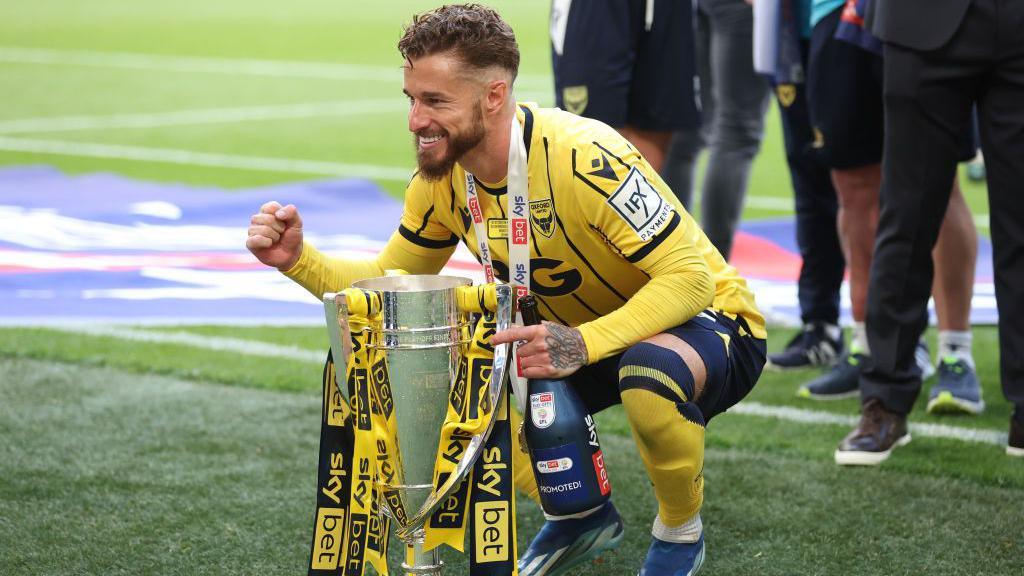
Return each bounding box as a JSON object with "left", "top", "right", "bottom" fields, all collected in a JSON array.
[{"left": 415, "top": 108, "right": 485, "bottom": 182}]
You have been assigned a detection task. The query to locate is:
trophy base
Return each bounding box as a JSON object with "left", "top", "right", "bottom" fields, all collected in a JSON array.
[{"left": 401, "top": 529, "right": 444, "bottom": 576}]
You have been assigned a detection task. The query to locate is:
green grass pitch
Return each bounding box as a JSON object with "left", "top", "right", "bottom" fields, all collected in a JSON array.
[{"left": 0, "top": 1, "right": 1019, "bottom": 574}]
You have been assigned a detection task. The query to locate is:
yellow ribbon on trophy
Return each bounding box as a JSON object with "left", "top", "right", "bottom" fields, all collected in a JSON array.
[
  {"left": 423, "top": 289, "right": 498, "bottom": 551},
  {"left": 309, "top": 283, "right": 514, "bottom": 575}
]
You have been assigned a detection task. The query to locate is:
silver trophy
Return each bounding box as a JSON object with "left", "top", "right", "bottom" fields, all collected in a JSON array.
[{"left": 323, "top": 275, "right": 513, "bottom": 575}]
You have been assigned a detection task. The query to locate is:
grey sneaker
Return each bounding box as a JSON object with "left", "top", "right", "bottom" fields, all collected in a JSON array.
[
  {"left": 927, "top": 357, "right": 985, "bottom": 415},
  {"left": 766, "top": 322, "right": 844, "bottom": 371},
  {"left": 797, "top": 352, "right": 865, "bottom": 400}
]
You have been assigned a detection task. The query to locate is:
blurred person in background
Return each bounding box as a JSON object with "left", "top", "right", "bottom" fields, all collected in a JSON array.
[
  {"left": 795, "top": 0, "right": 982, "bottom": 421},
  {"left": 660, "top": 0, "right": 771, "bottom": 261},
  {"left": 757, "top": 0, "right": 847, "bottom": 372},
  {"left": 838, "top": 0, "right": 1024, "bottom": 463},
  {"left": 550, "top": 0, "right": 700, "bottom": 172}
]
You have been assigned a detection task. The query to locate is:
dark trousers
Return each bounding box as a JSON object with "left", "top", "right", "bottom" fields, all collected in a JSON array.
[
  {"left": 862, "top": 0, "right": 1024, "bottom": 413},
  {"left": 774, "top": 42, "right": 844, "bottom": 326}
]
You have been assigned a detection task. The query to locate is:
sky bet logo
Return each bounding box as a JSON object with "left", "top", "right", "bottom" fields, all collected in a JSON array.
[
  {"left": 536, "top": 457, "right": 574, "bottom": 474},
  {"left": 511, "top": 193, "right": 528, "bottom": 245},
  {"left": 513, "top": 263, "right": 528, "bottom": 287},
  {"left": 311, "top": 507, "right": 346, "bottom": 570},
  {"left": 474, "top": 501, "right": 509, "bottom": 563},
  {"left": 511, "top": 218, "right": 528, "bottom": 245},
  {"left": 469, "top": 196, "right": 484, "bottom": 224}
]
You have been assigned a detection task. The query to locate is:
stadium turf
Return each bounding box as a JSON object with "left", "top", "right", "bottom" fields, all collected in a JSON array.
[{"left": 0, "top": 0, "right": 1019, "bottom": 574}]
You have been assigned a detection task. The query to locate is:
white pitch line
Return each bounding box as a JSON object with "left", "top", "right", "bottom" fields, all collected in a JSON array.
[
  {"left": 743, "top": 196, "right": 795, "bottom": 212},
  {"left": 45, "top": 325, "right": 1010, "bottom": 448},
  {"left": 0, "top": 99, "right": 406, "bottom": 134},
  {"left": 0, "top": 45, "right": 553, "bottom": 90},
  {"left": 48, "top": 325, "right": 325, "bottom": 363},
  {"left": 0, "top": 136, "right": 413, "bottom": 181},
  {"left": 731, "top": 401, "right": 1007, "bottom": 447}
]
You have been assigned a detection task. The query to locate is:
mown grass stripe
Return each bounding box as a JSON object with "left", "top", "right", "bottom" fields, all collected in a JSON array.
[
  {"left": 51, "top": 325, "right": 1008, "bottom": 447},
  {"left": 50, "top": 325, "right": 325, "bottom": 363},
  {"left": 0, "top": 45, "right": 553, "bottom": 90},
  {"left": 0, "top": 99, "right": 406, "bottom": 134},
  {"left": 0, "top": 136, "right": 414, "bottom": 181}
]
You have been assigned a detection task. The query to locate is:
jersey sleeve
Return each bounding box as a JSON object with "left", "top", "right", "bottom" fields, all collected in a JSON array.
[
  {"left": 283, "top": 176, "right": 459, "bottom": 298},
  {"left": 570, "top": 138, "right": 715, "bottom": 363}
]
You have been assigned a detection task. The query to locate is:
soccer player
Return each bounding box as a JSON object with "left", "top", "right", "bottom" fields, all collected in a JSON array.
[{"left": 246, "top": 5, "right": 766, "bottom": 574}]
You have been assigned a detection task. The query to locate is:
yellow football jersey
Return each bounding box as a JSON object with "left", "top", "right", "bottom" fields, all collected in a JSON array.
[{"left": 285, "top": 103, "right": 765, "bottom": 362}]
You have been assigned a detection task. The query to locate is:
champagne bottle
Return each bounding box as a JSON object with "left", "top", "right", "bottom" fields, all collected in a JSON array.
[{"left": 518, "top": 295, "right": 611, "bottom": 515}]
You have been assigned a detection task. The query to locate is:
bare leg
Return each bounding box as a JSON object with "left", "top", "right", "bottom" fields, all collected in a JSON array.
[
  {"left": 832, "top": 164, "right": 881, "bottom": 322},
  {"left": 931, "top": 177, "right": 977, "bottom": 332}
]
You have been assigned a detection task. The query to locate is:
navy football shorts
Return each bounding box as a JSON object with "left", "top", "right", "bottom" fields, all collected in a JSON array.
[
  {"left": 566, "top": 309, "right": 766, "bottom": 423},
  {"left": 808, "top": 7, "right": 977, "bottom": 169},
  {"left": 551, "top": 0, "right": 701, "bottom": 132}
]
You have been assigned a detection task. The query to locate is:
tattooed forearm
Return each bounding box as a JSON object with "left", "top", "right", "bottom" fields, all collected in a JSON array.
[{"left": 544, "top": 323, "right": 588, "bottom": 371}]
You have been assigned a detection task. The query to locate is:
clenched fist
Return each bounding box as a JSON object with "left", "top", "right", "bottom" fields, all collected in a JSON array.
[{"left": 246, "top": 201, "right": 304, "bottom": 271}]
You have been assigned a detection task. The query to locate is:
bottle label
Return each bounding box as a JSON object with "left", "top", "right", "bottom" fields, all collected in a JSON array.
[
  {"left": 529, "top": 391, "right": 556, "bottom": 429},
  {"left": 536, "top": 457, "right": 574, "bottom": 474},
  {"left": 532, "top": 443, "right": 589, "bottom": 513}
]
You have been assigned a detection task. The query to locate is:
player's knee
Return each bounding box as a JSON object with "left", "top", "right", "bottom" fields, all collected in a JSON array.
[{"left": 618, "top": 342, "right": 696, "bottom": 404}]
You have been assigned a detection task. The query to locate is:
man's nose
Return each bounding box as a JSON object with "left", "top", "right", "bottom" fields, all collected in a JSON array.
[{"left": 408, "top": 101, "right": 430, "bottom": 133}]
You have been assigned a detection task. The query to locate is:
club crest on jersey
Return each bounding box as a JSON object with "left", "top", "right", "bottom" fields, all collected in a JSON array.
[
  {"left": 530, "top": 392, "right": 556, "bottom": 429},
  {"left": 529, "top": 199, "right": 555, "bottom": 238},
  {"left": 607, "top": 166, "right": 675, "bottom": 241},
  {"left": 776, "top": 84, "right": 797, "bottom": 108},
  {"left": 563, "top": 85, "right": 588, "bottom": 115}
]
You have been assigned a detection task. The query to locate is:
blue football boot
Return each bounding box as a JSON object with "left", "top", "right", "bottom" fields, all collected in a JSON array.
[
  {"left": 517, "top": 501, "right": 624, "bottom": 576},
  {"left": 638, "top": 533, "right": 706, "bottom": 576}
]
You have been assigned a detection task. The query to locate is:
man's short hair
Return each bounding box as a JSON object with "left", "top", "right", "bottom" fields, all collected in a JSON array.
[{"left": 398, "top": 4, "right": 520, "bottom": 81}]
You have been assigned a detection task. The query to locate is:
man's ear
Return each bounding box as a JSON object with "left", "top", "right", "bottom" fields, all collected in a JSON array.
[{"left": 483, "top": 78, "right": 510, "bottom": 115}]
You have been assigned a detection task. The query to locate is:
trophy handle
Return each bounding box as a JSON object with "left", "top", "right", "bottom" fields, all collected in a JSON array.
[
  {"left": 323, "top": 292, "right": 353, "bottom": 403},
  {"left": 394, "top": 282, "right": 514, "bottom": 541}
]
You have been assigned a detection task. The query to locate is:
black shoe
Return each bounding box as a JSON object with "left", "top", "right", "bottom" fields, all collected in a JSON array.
[
  {"left": 797, "top": 352, "right": 864, "bottom": 400},
  {"left": 767, "top": 322, "right": 844, "bottom": 371},
  {"left": 835, "top": 398, "right": 911, "bottom": 465},
  {"left": 1009, "top": 410, "right": 1024, "bottom": 458}
]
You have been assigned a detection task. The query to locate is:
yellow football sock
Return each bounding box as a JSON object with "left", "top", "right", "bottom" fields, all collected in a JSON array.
[{"left": 621, "top": 387, "right": 705, "bottom": 526}]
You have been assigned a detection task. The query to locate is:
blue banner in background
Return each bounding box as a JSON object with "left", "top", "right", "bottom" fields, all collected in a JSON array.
[{"left": 0, "top": 166, "right": 996, "bottom": 325}]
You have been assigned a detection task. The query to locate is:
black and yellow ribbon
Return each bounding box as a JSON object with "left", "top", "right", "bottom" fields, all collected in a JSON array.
[{"left": 308, "top": 283, "right": 516, "bottom": 575}]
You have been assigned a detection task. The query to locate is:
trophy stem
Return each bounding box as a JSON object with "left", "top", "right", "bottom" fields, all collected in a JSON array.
[{"left": 401, "top": 528, "right": 444, "bottom": 576}]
